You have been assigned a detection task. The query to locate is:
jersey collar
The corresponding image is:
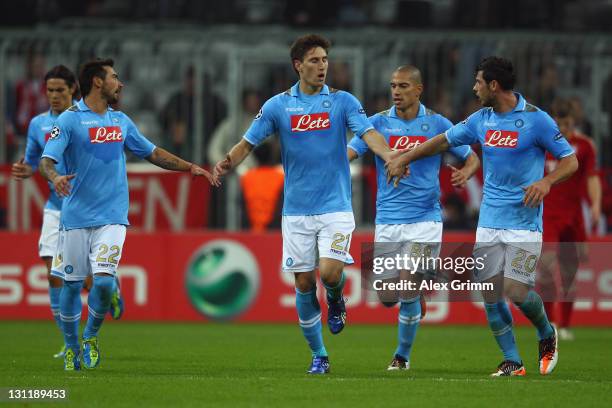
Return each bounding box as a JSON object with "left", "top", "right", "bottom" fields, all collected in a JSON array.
[
  {"left": 389, "top": 102, "right": 426, "bottom": 119},
  {"left": 76, "top": 98, "right": 115, "bottom": 112},
  {"left": 510, "top": 92, "right": 527, "bottom": 112},
  {"left": 290, "top": 81, "right": 330, "bottom": 97}
]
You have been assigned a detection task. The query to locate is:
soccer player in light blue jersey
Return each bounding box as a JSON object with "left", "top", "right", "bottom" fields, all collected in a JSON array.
[
  {"left": 10, "top": 65, "right": 101, "bottom": 359},
  {"left": 387, "top": 57, "right": 578, "bottom": 377},
  {"left": 39, "top": 58, "right": 217, "bottom": 371},
  {"left": 347, "top": 65, "right": 480, "bottom": 370},
  {"left": 213, "top": 34, "right": 403, "bottom": 374}
]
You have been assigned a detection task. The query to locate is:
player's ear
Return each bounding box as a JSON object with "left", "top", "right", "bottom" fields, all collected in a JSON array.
[
  {"left": 489, "top": 79, "right": 498, "bottom": 92},
  {"left": 93, "top": 76, "right": 104, "bottom": 90},
  {"left": 416, "top": 83, "right": 424, "bottom": 96},
  {"left": 293, "top": 59, "right": 302, "bottom": 74}
]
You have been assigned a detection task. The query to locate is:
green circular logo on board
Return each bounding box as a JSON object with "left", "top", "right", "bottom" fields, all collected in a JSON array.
[{"left": 186, "top": 240, "right": 260, "bottom": 320}]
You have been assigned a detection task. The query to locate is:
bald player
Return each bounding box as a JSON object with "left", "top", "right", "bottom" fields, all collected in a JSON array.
[{"left": 348, "top": 65, "right": 480, "bottom": 370}]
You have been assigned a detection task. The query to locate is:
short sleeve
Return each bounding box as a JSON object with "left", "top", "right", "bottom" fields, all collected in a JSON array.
[
  {"left": 347, "top": 135, "right": 369, "bottom": 156},
  {"left": 449, "top": 145, "right": 472, "bottom": 161},
  {"left": 24, "top": 118, "right": 43, "bottom": 170},
  {"left": 445, "top": 111, "right": 480, "bottom": 147},
  {"left": 243, "top": 97, "right": 278, "bottom": 146},
  {"left": 433, "top": 114, "right": 471, "bottom": 160},
  {"left": 124, "top": 116, "right": 156, "bottom": 158},
  {"left": 342, "top": 92, "right": 373, "bottom": 138},
  {"left": 41, "top": 113, "right": 71, "bottom": 164},
  {"left": 534, "top": 112, "right": 574, "bottom": 159}
]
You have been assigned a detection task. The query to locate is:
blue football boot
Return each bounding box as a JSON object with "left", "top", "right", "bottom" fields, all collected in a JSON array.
[
  {"left": 327, "top": 297, "right": 346, "bottom": 334},
  {"left": 82, "top": 337, "right": 100, "bottom": 369},
  {"left": 307, "top": 356, "right": 330, "bottom": 374}
]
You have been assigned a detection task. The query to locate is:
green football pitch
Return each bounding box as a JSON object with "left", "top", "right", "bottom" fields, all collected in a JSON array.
[{"left": 1, "top": 322, "right": 610, "bottom": 407}]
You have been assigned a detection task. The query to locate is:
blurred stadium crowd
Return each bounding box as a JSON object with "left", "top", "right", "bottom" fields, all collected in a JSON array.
[
  {"left": 2, "top": 1, "right": 612, "bottom": 232},
  {"left": 4, "top": 0, "right": 612, "bottom": 30}
]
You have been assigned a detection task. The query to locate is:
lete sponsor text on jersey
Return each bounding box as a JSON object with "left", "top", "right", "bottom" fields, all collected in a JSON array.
[
  {"left": 291, "top": 113, "right": 331, "bottom": 132},
  {"left": 89, "top": 126, "right": 123, "bottom": 143},
  {"left": 484, "top": 130, "right": 518, "bottom": 148},
  {"left": 388, "top": 135, "right": 428, "bottom": 151}
]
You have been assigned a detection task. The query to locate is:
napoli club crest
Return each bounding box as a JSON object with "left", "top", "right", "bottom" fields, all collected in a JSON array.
[{"left": 515, "top": 119, "right": 524, "bottom": 128}]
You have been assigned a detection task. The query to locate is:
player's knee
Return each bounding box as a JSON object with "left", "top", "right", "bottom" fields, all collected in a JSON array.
[
  {"left": 294, "top": 273, "right": 315, "bottom": 293},
  {"left": 319, "top": 264, "right": 343, "bottom": 285},
  {"left": 506, "top": 288, "right": 528, "bottom": 305},
  {"left": 92, "top": 274, "right": 115, "bottom": 296}
]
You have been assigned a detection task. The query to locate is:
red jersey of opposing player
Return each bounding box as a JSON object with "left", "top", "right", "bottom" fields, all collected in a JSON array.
[{"left": 543, "top": 132, "right": 596, "bottom": 242}]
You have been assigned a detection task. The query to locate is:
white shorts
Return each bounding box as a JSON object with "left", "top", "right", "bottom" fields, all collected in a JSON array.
[
  {"left": 39, "top": 209, "right": 60, "bottom": 258},
  {"left": 374, "top": 221, "right": 442, "bottom": 277},
  {"left": 282, "top": 212, "right": 355, "bottom": 273},
  {"left": 473, "top": 227, "right": 542, "bottom": 286},
  {"left": 51, "top": 224, "right": 127, "bottom": 281}
]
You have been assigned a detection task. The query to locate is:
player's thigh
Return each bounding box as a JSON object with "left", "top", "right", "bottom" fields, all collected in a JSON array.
[
  {"left": 89, "top": 224, "right": 127, "bottom": 276},
  {"left": 38, "top": 209, "right": 60, "bottom": 259},
  {"left": 503, "top": 244, "right": 540, "bottom": 296},
  {"left": 373, "top": 224, "right": 403, "bottom": 281},
  {"left": 53, "top": 228, "right": 92, "bottom": 282},
  {"left": 282, "top": 215, "right": 317, "bottom": 273},
  {"left": 473, "top": 228, "right": 506, "bottom": 285},
  {"left": 317, "top": 211, "right": 355, "bottom": 266}
]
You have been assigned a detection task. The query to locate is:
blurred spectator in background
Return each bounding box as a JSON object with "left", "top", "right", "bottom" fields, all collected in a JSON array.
[
  {"left": 283, "top": 0, "right": 339, "bottom": 26},
  {"left": 365, "top": 92, "right": 390, "bottom": 116},
  {"left": 432, "top": 88, "right": 454, "bottom": 122},
  {"left": 207, "top": 89, "right": 262, "bottom": 173},
  {"left": 568, "top": 96, "right": 593, "bottom": 136},
  {"left": 160, "top": 66, "right": 196, "bottom": 159},
  {"left": 535, "top": 63, "right": 559, "bottom": 111},
  {"left": 14, "top": 53, "right": 48, "bottom": 137},
  {"left": 160, "top": 66, "right": 225, "bottom": 161},
  {"left": 240, "top": 139, "right": 283, "bottom": 231},
  {"left": 4, "top": 115, "right": 17, "bottom": 163},
  {"left": 328, "top": 61, "right": 352, "bottom": 93}
]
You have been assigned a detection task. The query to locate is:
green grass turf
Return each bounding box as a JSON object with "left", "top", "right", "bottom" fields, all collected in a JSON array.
[{"left": 1, "top": 322, "right": 610, "bottom": 407}]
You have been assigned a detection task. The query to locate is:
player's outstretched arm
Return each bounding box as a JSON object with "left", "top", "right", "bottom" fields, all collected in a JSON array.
[
  {"left": 522, "top": 153, "right": 578, "bottom": 208},
  {"left": 146, "top": 147, "right": 219, "bottom": 186},
  {"left": 449, "top": 152, "right": 480, "bottom": 188},
  {"left": 213, "top": 139, "right": 254, "bottom": 179},
  {"left": 385, "top": 133, "right": 451, "bottom": 186},
  {"left": 11, "top": 157, "right": 34, "bottom": 180},
  {"left": 361, "top": 129, "right": 392, "bottom": 161},
  {"left": 40, "top": 157, "right": 75, "bottom": 197}
]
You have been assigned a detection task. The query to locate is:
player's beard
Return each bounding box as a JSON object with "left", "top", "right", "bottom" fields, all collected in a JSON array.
[
  {"left": 479, "top": 93, "right": 494, "bottom": 107},
  {"left": 103, "top": 86, "right": 120, "bottom": 105}
]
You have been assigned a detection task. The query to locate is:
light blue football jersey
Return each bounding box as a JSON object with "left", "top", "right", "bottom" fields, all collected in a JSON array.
[
  {"left": 42, "top": 99, "right": 156, "bottom": 229},
  {"left": 244, "top": 82, "right": 373, "bottom": 216},
  {"left": 349, "top": 104, "right": 471, "bottom": 225},
  {"left": 445, "top": 93, "right": 574, "bottom": 232},
  {"left": 24, "top": 110, "right": 65, "bottom": 211}
]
